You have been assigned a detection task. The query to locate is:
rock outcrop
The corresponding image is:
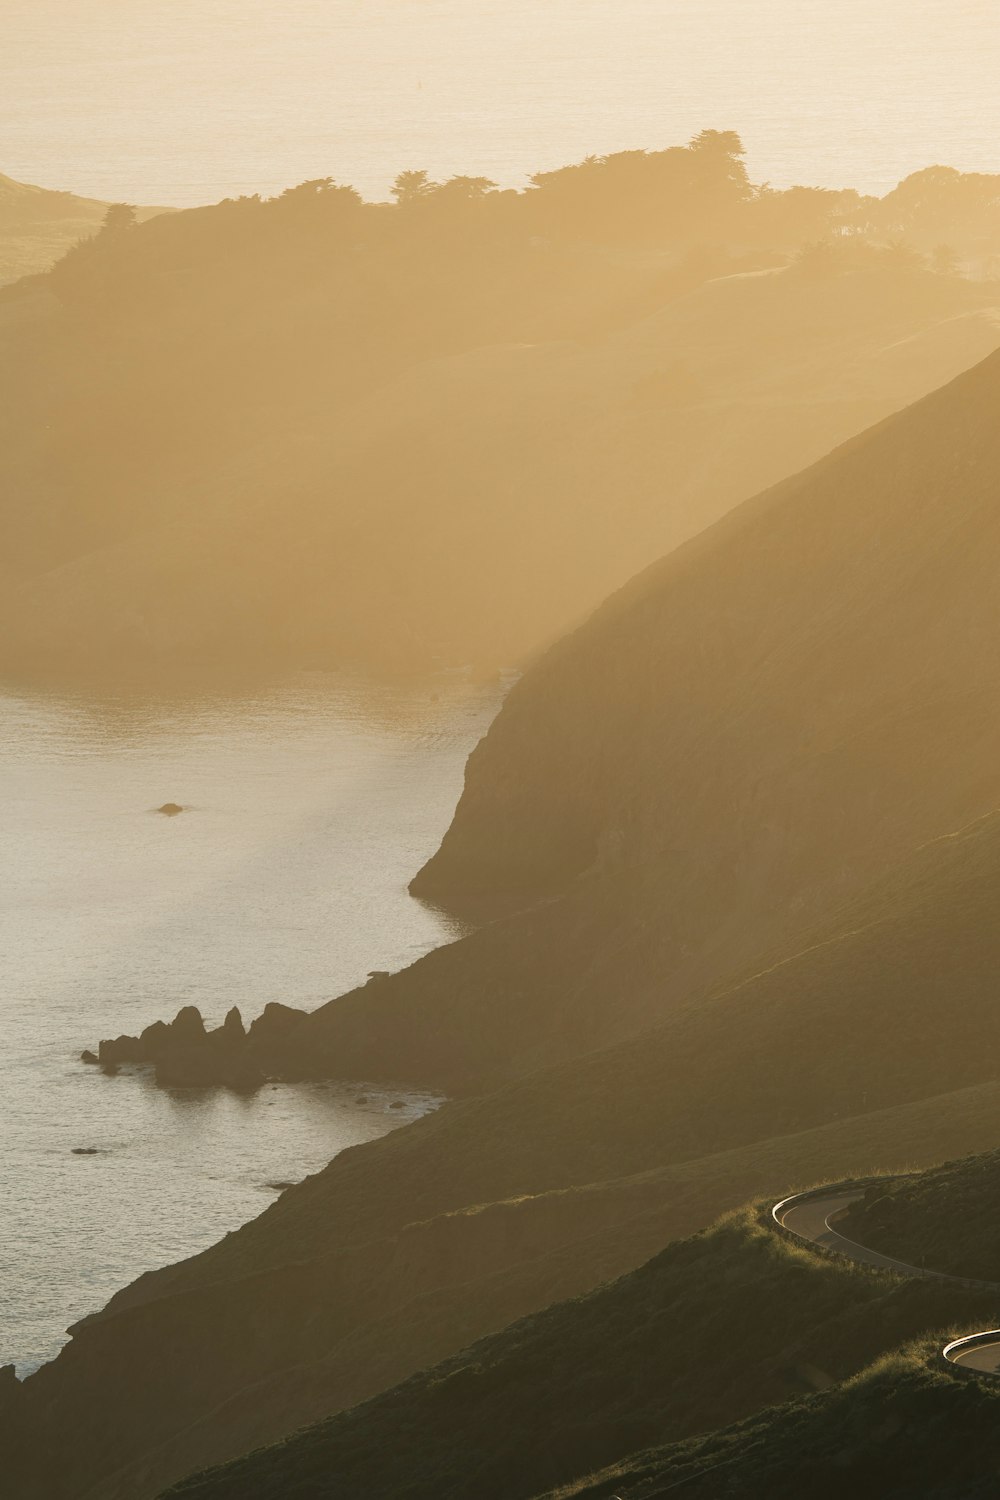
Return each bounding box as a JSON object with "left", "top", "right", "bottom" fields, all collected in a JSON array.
[{"left": 94, "top": 1002, "right": 308, "bottom": 1090}]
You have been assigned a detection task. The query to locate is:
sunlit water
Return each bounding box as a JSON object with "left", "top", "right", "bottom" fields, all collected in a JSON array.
[
  {"left": 2, "top": 1, "right": 999, "bottom": 206},
  {"left": 0, "top": 672, "right": 499, "bottom": 1376}
]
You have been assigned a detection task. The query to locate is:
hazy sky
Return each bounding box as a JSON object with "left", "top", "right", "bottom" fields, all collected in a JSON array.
[{"left": 3, "top": 1, "right": 999, "bottom": 203}]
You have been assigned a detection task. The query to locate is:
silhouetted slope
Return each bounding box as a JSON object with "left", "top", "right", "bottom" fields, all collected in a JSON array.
[
  {"left": 159, "top": 1212, "right": 993, "bottom": 1500},
  {"left": 842, "top": 1148, "right": 1000, "bottom": 1282},
  {"left": 547, "top": 1355, "right": 1000, "bottom": 1500}
]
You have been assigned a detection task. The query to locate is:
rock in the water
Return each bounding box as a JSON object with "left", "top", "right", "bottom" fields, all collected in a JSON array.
[
  {"left": 98, "top": 1034, "right": 143, "bottom": 1068},
  {"left": 157, "top": 803, "right": 184, "bottom": 816},
  {"left": 171, "top": 1005, "right": 206, "bottom": 1041},
  {"left": 247, "top": 1002, "right": 307, "bottom": 1044},
  {"left": 71, "top": 1147, "right": 104, "bottom": 1156},
  {"left": 389, "top": 1100, "right": 407, "bottom": 1110},
  {"left": 80, "top": 1050, "right": 99, "bottom": 1065},
  {"left": 90, "top": 998, "right": 306, "bottom": 1092},
  {"left": 155, "top": 1049, "right": 266, "bottom": 1090},
  {"left": 221, "top": 1006, "right": 246, "bottom": 1042},
  {"left": 138, "top": 1019, "right": 171, "bottom": 1057}
]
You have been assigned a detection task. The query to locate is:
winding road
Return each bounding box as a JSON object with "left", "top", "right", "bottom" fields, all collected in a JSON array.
[{"left": 772, "top": 1182, "right": 1000, "bottom": 1375}]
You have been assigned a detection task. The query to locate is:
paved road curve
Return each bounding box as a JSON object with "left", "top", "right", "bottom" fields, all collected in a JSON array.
[{"left": 773, "top": 1183, "right": 1000, "bottom": 1376}]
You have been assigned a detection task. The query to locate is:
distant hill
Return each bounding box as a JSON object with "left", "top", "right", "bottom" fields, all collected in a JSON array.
[
  {"left": 0, "top": 141, "right": 998, "bottom": 682},
  {"left": 0, "top": 171, "right": 165, "bottom": 285}
]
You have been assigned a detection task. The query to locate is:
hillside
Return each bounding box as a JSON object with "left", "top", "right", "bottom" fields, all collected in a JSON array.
[
  {"left": 842, "top": 1149, "right": 1000, "bottom": 1282},
  {"left": 415, "top": 341, "right": 1000, "bottom": 924},
  {"left": 12, "top": 805, "right": 1000, "bottom": 1495},
  {"left": 546, "top": 1353, "right": 1000, "bottom": 1500},
  {"left": 164, "top": 1154, "right": 1000, "bottom": 1499},
  {"left": 0, "top": 171, "right": 164, "bottom": 284},
  {"left": 156, "top": 1211, "right": 993, "bottom": 1500},
  {"left": 0, "top": 142, "right": 998, "bottom": 682}
]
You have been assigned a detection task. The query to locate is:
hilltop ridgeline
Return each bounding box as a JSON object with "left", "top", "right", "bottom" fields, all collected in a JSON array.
[{"left": 1, "top": 135, "right": 998, "bottom": 683}]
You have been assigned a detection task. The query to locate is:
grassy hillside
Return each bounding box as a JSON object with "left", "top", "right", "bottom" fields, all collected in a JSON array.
[
  {"left": 842, "top": 1149, "right": 1000, "bottom": 1282},
  {"left": 0, "top": 171, "right": 163, "bottom": 284},
  {"left": 0, "top": 140, "right": 997, "bottom": 682},
  {"left": 547, "top": 1353, "right": 1000, "bottom": 1500},
  {"left": 159, "top": 1211, "right": 995, "bottom": 1500}
]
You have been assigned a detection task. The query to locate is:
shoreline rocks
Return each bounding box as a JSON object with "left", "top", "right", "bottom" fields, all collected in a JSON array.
[{"left": 93, "top": 1002, "right": 309, "bottom": 1090}]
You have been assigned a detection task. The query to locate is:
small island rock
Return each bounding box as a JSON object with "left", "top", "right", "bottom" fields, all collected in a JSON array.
[{"left": 89, "top": 998, "right": 308, "bottom": 1092}]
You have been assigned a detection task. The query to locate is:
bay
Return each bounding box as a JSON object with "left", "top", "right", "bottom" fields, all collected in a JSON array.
[{"left": 0, "top": 672, "right": 498, "bottom": 1374}]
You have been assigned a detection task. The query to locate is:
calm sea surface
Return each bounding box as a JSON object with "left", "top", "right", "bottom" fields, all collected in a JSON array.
[
  {"left": 0, "top": 674, "right": 498, "bottom": 1375},
  {"left": 2, "top": 1, "right": 999, "bottom": 206}
]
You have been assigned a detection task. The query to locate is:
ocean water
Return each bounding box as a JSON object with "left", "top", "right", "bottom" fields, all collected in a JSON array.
[
  {"left": 0, "top": 673, "right": 499, "bottom": 1376},
  {"left": 2, "top": 1, "right": 999, "bottom": 207}
]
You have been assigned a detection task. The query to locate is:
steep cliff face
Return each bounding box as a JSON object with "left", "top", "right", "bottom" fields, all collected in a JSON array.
[{"left": 414, "top": 346, "right": 1000, "bottom": 948}]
